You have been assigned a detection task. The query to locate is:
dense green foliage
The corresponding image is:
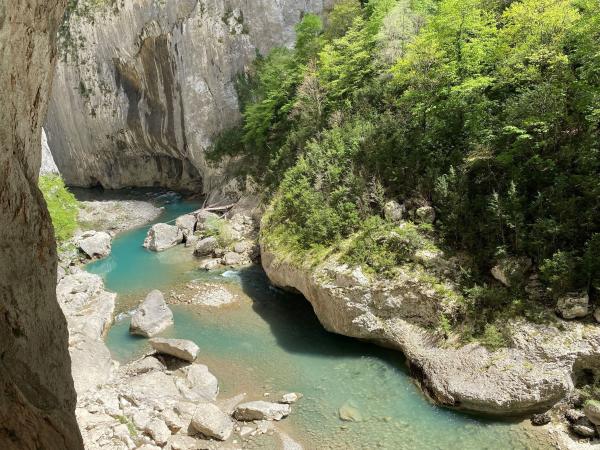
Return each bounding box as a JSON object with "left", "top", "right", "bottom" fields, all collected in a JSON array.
[
  {"left": 39, "top": 175, "right": 79, "bottom": 242},
  {"left": 210, "top": 0, "right": 600, "bottom": 301}
]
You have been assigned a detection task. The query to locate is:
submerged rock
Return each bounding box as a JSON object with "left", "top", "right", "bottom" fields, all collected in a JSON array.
[
  {"left": 130, "top": 290, "right": 174, "bottom": 337},
  {"left": 234, "top": 401, "right": 291, "bottom": 421},
  {"left": 556, "top": 292, "right": 589, "bottom": 320},
  {"left": 144, "top": 223, "right": 183, "bottom": 252},
  {"left": 191, "top": 403, "right": 233, "bottom": 441},
  {"left": 280, "top": 393, "right": 302, "bottom": 404},
  {"left": 338, "top": 402, "right": 362, "bottom": 422},
  {"left": 78, "top": 230, "right": 112, "bottom": 259},
  {"left": 149, "top": 338, "right": 199, "bottom": 362}
]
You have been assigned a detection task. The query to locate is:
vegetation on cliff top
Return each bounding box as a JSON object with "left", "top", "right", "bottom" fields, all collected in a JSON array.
[
  {"left": 39, "top": 174, "right": 79, "bottom": 242},
  {"left": 209, "top": 0, "right": 600, "bottom": 340}
]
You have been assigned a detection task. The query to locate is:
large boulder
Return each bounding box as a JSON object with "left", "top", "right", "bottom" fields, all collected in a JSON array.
[
  {"left": 144, "top": 418, "right": 171, "bottom": 446},
  {"left": 233, "top": 401, "right": 291, "bottom": 421},
  {"left": 190, "top": 403, "right": 233, "bottom": 441},
  {"left": 143, "top": 223, "right": 183, "bottom": 252},
  {"left": 130, "top": 290, "right": 173, "bottom": 337},
  {"left": 195, "top": 211, "right": 219, "bottom": 230},
  {"left": 175, "top": 214, "right": 196, "bottom": 237},
  {"left": 594, "top": 307, "right": 600, "bottom": 323},
  {"left": 383, "top": 200, "right": 405, "bottom": 223},
  {"left": 194, "top": 236, "right": 218, "bottom": 257},
  {"left": 78, "top": 231, "right": 112, "bottom": 259},
  {"left": 556, "top": 292, "right": 589, "bottom": 320},
  {"left": 149, "top": 338, "right": 199, "bottom": 362}
]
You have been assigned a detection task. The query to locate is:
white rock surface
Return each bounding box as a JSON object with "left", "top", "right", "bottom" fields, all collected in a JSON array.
[
  {"left": 78, "top": 230, "right": 112, "bottom": 259},
  {"left": 144, "top": 223, "right": 184, "bottom": 252},
  {"left": 190, "top": 403, "right": 233, "bottom": 441},
  {"left": 556, "top": 292, "right": 589, "bottom": 320},
  {"left": 234, "top": 401, "right": 291, "bottom": 421},
  {"left": 130, "top": 290, "right": 173, "bottom": 337},
  {"left": 149, "top": 338, "right": 199, "bottom": 362}
]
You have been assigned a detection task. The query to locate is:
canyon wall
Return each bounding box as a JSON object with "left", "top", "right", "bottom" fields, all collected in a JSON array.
[
  {"left": 46, "top": 0, "right": 331, "bottom": 192},
  {"left": 0, "top": 1, "right": 83, "bottom": 448}
]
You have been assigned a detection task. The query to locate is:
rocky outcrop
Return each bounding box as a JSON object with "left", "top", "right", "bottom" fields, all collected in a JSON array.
[
  {"left": 130, "top": 290, "right": 174, "bottom": 337},
  {"left": 0, "top": 0, "right": 83, "bottom": 448},
  {"left": 77, "top": 230, "right": 112, "bottom": 259},
  {"left": 261, "top": 246, "right": 600, "bottom": 416},
  {"left": 45, "top": 0, "right": 330, "bottom": 192}
]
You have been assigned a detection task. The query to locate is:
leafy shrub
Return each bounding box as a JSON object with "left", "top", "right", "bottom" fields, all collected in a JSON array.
[
  {"left": 38, "top": 175, "right": 79, "bottom": 242},
  {"left": 479, "top": 324, "right": 508, "bottom": 351}
]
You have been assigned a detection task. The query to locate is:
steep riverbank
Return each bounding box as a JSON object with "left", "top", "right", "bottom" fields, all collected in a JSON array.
[{"left": 56, "top": 191, "right": 554, "bottom": 449}]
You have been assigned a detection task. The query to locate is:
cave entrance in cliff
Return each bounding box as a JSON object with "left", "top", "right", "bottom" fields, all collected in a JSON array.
[{"left": 572, "top": 355, "right": 600, "bottom": 397}]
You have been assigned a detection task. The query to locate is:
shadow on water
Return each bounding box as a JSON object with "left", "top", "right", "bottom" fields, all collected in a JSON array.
[
  {"left": 235, "top": 265, "right": 410, "bottom": 370},
  {"left": 234, "top": 264, "right": 529, "bottom": 428}
]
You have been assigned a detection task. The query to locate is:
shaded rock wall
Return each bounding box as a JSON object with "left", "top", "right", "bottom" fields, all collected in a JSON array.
[
  {"left": 46, "top": 0, "right": 331, "bottom": 192},
  {"left": 0, "top": 0, "right": 83, "bottom": 448}
]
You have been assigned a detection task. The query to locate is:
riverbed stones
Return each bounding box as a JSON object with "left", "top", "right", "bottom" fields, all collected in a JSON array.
[
  {"left": 383, "top": 200, "right": 405, "bottom": 223},
  {"left": 234, "top": 401, "right": 291, "bottom": 421},
  {"left": 78, "top": 230, "right": 112, "bottom": 259},
  {"left": 150, "top": 338, "right": 199, "bottom": 362},
  {"left": 130, "top": 290, "right": 174, "bottom": 337},
  {"left": 176, "top": 364, "right": 219, "bottom": 401},
  {"left": 144, "top": 418, "right": 171, "bottom": 445},
  {"left": 194, "top": 236, "right": 218, "bottom": 257},
  {"left": 191, "top": 403, "right": 233, "bottom": 441},
  {"left": 144, "top": 223, "right": 184, "bottom": 252},
  {"left": 556, "top": 292, "right": 589, "bottom": 320},
  {"left": 584, "top": 400, "right": 600, "bottom": 425}
]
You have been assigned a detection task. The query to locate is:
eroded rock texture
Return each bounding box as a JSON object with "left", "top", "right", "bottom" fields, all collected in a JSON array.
[
  {"left": 0, "top": 1, "right": 83, "bottom": 448},
  {"left": 46, "top": 0, "right": 331, "bottom": 191}
]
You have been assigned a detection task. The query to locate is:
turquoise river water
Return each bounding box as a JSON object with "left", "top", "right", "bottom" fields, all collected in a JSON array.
[{"left": 86, "top": 193, "right": 546, "bottom": 450}]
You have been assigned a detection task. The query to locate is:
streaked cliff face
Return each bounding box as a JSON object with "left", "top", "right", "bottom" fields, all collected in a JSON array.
[
  {"left": 0, "top": 0, "right": 83, "bottom": 448},
  {"left": 45, "top": 0, "right": 330, "bottom": 192}
]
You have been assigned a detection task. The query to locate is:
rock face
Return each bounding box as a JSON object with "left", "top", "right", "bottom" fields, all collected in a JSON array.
[
  {"left": 261, "top": 245, "right": 600, "bottom": 415},
  {"left": 144, "top": 223, "right": 184, "bottom": 252},
  {"left": 150, "top": 338, "right": 199, "bottom": 362},
  {"left": 130, "top": 290, "right": 174, "bottom": 337},
  {"left": 234, "top": 401, "right": 291, "bottom": 421},
  {"left": 45, "top": 0, "right": 330, "bottom": 191},
  {"left": 0, "top": 0, "right": 83, "bottom": 448},
  {"left": 40, "top": 128, "right": 60, "bottom": 175}
]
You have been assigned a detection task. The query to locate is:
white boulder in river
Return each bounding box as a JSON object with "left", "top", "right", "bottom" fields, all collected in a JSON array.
[
  {"left": 149, "top": 338, "right": 199, "bottom": 362},
  {"left": 143, "top": 223, "right": 183, "bottom": 252},
  {"left": 130, "top": 290, "right": 173, "bottom": 337},
  {"left": 234, "top": 401, "right": 291, "bottom": 421},
  {"left": 78, "top": 230, "right": 112, "bottom": 259}
]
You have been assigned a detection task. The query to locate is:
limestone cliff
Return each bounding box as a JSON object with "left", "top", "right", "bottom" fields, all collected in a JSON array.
[
  {"left": 0, "top": 0, "right": 83, "bottom": 448},
  {"left": 45, "top": 0, "right": 330, "bottom": 192}
]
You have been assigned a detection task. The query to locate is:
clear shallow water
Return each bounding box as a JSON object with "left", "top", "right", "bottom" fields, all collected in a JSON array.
[{"left": 88, "top": 195, "right": 544, "bottom": 449}]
